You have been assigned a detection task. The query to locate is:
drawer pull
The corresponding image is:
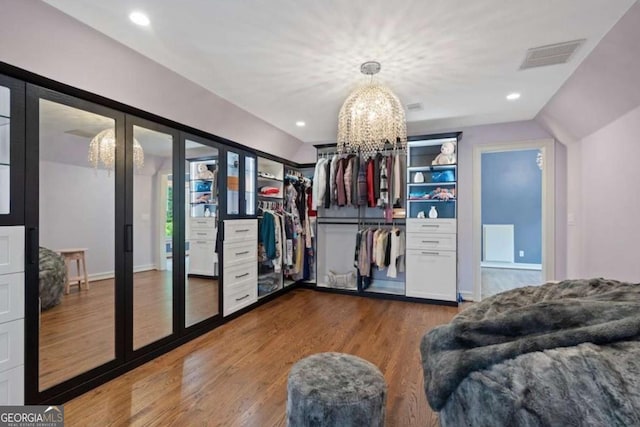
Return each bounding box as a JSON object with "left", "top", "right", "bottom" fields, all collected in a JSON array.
[
  {"left": 235, "top": 251, "right": 250, "bottom": 256},
  {"left": 235, "top": 229, "right": 250, "bottom": 233},
  {"left": 196, "top": 232, "right": 208, "bottom": 236},
  {"left": 421, "top": 251, "right": 440, "bottom": 256},
  {"left": 196, "top": 241, "right": 208, "bottom": 244},
  {"left": 421, "top": 224, "right": 439, "bottom": 228},
  {"left": 421, "top": 240, "right": 439, "bottom": 244},
  {"left": 235, "top": 272, "right": 250, "bottom": 279},
  {"left": 235, "top": 294, "right": 250, "bottom": 302}
]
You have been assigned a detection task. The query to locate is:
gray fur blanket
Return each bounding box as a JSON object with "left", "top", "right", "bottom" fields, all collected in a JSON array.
[{"left": 421, "top": 278, "right": 640, "bottom": 427}]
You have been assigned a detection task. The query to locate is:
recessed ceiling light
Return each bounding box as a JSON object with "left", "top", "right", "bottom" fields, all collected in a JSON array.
[
  {"left": 296, "top": 121, "right": 306, "bottom": 127},
  {"left": 129, "top": 11, "right": 150, "bottom": 26},
  {"left": 506, "top": 92, "right": 521, "bottom": 101}
]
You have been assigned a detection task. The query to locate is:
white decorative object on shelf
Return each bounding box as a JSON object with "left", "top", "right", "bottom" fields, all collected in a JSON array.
[
  {"left": 413, "top": 172, "right": 424, "bottom": 183},
  {"left": 432, "top": 141, "right": 457, "bottom": 165},
  {"left": 417, "top": 211, "right": 426, "bottom": 218},
  {"left": 428, "top": 206, "right": 438, "bottom": 218}
]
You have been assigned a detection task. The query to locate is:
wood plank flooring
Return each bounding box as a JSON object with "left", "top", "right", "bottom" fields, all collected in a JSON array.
[
  {"left": 39, "top": 271, "right": 218, "bottom": 390},
  {"left": 63, "top": 289, "right": 462, "bottom": 426}
]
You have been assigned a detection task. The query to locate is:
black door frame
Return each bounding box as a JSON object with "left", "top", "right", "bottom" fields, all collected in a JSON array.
[
  {"left": 24, "top": 84, "right": 127, "bottom": 403},
  {"left": 0, "top": 73, "right": 25, "bottom": 226},
  {"left": 124, "top": 115, "right": 181, "bottom": 359}
]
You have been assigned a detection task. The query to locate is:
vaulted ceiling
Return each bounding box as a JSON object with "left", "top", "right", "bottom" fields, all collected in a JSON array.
[{"left": 43, "top": 0, "right": 635, "bottom": 142}]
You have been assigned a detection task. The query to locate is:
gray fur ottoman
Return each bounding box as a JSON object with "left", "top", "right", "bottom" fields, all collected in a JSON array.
[
  {"left": 287, "top": 352, "right": 387, "bottom": 427},
  {"left": 39, "top": 247, "right": 66, "bottom": 310}
]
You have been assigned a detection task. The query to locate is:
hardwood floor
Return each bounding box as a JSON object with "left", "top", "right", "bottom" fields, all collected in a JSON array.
[
  {"left": 39, "top": 270, "right": 219, "bottom": 391},
  {"left": 63, "top": 289, "right": 462, "bottom": 426}
]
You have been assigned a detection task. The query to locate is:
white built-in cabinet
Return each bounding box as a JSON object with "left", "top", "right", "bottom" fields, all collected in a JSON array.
[
  {"left": 405, "top": 137, "right": 459, "bottom": 302},
  {"left": 222, "top": 219, "right": 257, "bottom": 316},
  {"left": 0, "top": 226, "right": 24, "bottom": 405},
  {"left": 188, "top": 217, "right": 218, "bottom": 276}
]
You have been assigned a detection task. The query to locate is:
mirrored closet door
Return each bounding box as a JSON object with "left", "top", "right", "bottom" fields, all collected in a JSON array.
[
  {"left": 25, "top": 87, "right": 126, "bottom": 398},
  {"left": 127, "top": 118, "right": 180, "bottom": 352},
  {"left": 183, "top": 134, "right": 222, "bottom": 327}
]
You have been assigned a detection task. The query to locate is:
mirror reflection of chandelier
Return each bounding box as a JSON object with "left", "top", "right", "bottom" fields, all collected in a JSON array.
[
  {"left": 88, "top": 128, "right": 144, "bottom": 173},
  {"left": 337, "top": 61, "right": 407, "bottom": 158}
]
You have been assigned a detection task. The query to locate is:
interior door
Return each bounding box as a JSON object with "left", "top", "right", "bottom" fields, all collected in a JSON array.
[
  {"left": 24, "top": 85, "right": 126, "bottom": 402},
  {"left": 125, "top": 117, "right": 180, "bottom": 354}
]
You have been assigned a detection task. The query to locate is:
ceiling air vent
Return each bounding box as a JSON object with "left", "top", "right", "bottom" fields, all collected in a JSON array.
[
  {"left": 520, "top": 39, "right": 585, "bottom": 70},
  {"left": 406, "top": 102, "right": 423, "bottom": 111}
]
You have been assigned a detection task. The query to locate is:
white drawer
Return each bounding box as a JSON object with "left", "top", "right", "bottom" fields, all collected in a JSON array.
[
  {"left": 223, "top": 240, "right": 257, "bottom": 268},
  {"left": 407, "top": 219, "right": 456, "bottom": 235},
  {"left": 224, "top": 219, "right": 257, "bottom": 243},
  {"left": 0, "top": 226, "right": 24, "bottom": 276},
  {"left": 190, "top": 217, "right": 217, "bottom": 230},
  {"left": 0, "top": 319, "right": 23, "bottom": 373},
  {"left": 0, "top": 273, "right": 24, "bottom": 324},
  {"left": 223, "top": 278, "right": 257, "bottom": 316},
  {"left": 405, "top": 249, "right": 456, "bottom": 301},
  {"left": 0, "top": 365, "right": 23, "bottom": 405},
  {"left": 406, "top": 233, "right": 456, "bottom": 251},
  {"left": 189, "top": 240, "right": 217, "bottom": 276},
  {"left": 190, "top": 227, "right": 216, "bottom": 241},
  {"left": 224, "top": 262, "right": 257, "bottom": 288}
]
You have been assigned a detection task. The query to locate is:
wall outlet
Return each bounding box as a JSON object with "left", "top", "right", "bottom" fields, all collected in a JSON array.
[{"left": 519, "top": 250, "right": 524, "bottom": 257}]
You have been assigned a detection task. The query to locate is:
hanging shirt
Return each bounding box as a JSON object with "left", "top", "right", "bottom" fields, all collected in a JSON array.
[
  {"left": 329, "top": 154, "right": 339, "bottom": 207},
  {"left": 373, "top": 154, "right": 382, "bottom": 202},
  {"left": 313, "top": 158, "right": 327, "bottom": 208},
  {"left": 393, "top": 153, "right": 403, "bottom": 207},
  {"left": 336, "top": 158, "right": 347, "bottom": 206},
  {"left": 351, "top": 157, "right": 359, "bottom": 207},
  {"left": 357, "top": 160, "right": 368, "bottom": 206},
  {"left": 376, "top": 230, "right": 388, "bottom": 270},
  {"left": 387, "top": 228, "right": 406, "bottom": 278},
  {"left": 273, "top": 214, "right": 282, "bottom": 272},
  {"left": 344, "top": 157, "right": 354, "bottom": 207},
  {"left": 324, "top": 159, "right": 331, "bottom": 209},
  {"left": 378, "top": 158, "right": 389, "bottom": 208},
  {"left": 367, "top": 159, "right": 376, "bottom": 207},
  {"left": 260, "top": 212, "right": 276, "bottom": 259}
]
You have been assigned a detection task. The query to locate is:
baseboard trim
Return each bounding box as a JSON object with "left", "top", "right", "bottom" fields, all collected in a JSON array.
[
  {"left": 481, "top": 262, "right": 541, "bottom": 271},
  {"left": 88, "top": 264, "right": 158, "bottom": 282},
  {"left": 459, "top": 290, "right": 475, "bottom": 302}
]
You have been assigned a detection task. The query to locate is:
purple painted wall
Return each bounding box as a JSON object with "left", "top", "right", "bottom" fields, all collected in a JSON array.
[
  {"left": 0, "top": 0, "right": 303, "bottom": 158},
  {"left": 579, "top": 105, "right": 640, "bottom": 282}
]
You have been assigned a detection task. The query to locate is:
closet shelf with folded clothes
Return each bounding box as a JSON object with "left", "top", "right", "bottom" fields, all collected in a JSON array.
[{"left": 407, "top": 164, "right": 457, "bottom": 172}]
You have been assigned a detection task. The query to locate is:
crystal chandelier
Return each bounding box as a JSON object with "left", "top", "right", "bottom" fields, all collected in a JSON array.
[
  {"left": 337, "top": 61, "right": 407, "bottom": 157},
  {"left": 88, "top": 128, "right": 144, "bottom": 173}
]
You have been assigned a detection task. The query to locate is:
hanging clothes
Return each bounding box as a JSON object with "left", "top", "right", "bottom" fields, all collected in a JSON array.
[
  {"left": 313, "top": 157, "right": 327, "bottom": 208},
  {"left": 378, "top": 158, "right": 389, "bottom": 208},
  {"left": 273, "top": 213, "right": 283, "bottom": 272},
  {"left": 366, "top": 159, "right": 376, "bottom": 207},
  {"left": 351, "top": 157, "right": 360, "bottom": 207},
  {"left": 324, "top": 159, "right": 331, "bottom": 209},
  {"left": 260, "top": 212, "right": 276, "bottom": 260},
  {"left": 344, "top": 156, "right": 354, "bottom": 207},
  {"left": 393, "top": 153, "right": 402, "bottom": 207},
  {"left": 387, "top": 228, "right": 405, "bottom": 278},
  {"left": 373, "top": 154, "right": 382, "bottom": 203},
  {"left": 357, "top": 159, "right": 368, "bottom": 206},
  {"left": 329, "top": 154, "right": 339, "bottom": 207},
  {"left": 336, "top": 157, "right": 347, "bottom": 207}
]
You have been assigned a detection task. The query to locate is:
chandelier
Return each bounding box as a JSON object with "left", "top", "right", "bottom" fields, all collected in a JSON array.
[
  {"left": 337, "top": 61, "right": 407, "bottom": 157},
  {"left": 88, "top": 128, "right": 144, "bottom": 173}
]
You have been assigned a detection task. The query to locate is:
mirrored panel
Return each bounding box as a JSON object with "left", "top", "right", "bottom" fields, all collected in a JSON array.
[
  {"left": 0, "top": 85, "right": 10, "bottom": 214},
  {"left": 245, "top": 156, "right": 256, "bottom": 215},
  {"left": 185, "top": 139, "right": 220, "bottom": 326},
  {"left": 38, "top": 99, "right": 116, "bottom": 390},
  {"left": 227, "top": 151, "right": 240, "bottom": 215},
  {"left": 133, "top": 125, "right": 174, "bottom": 350}
]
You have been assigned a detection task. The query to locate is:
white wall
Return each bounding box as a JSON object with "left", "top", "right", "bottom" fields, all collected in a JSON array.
[
  {"left": 39, "top": 160, "right": 158, "bottom": 277},
  {"left": 579, "top": 105, "right": 640, "bottom": 282},
  {"left": 0, "top": 0, "right": 303, "bottom": 158}
]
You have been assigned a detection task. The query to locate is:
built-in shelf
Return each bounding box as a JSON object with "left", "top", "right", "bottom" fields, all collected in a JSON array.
[
  {"left": 407, "top": 164, "right": 457, "bottom": 172},
  {"left": 258, "top": 176, "right": 283, "bottom": 182},
  {"left": 258, "top": 194, "right": 282, "bottom": 199},
  {"left": 408, "top": 199, "right": 456, "bottom": 203},
  {"left": 190, "top": 202, "right": 218, "bottom": 205},
  {"left": 408, "top": 182, "right": 456, "bottom": 187}
]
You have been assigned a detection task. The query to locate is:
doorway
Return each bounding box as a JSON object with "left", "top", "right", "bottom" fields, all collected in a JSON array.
[{"left": 472, "top": 139, "right": 555, "bottom": 301}]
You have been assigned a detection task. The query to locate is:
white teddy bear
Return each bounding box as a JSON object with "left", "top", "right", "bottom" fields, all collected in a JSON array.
[{"left": 432, "top": 141, "right": 457, "bottom": 165}]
